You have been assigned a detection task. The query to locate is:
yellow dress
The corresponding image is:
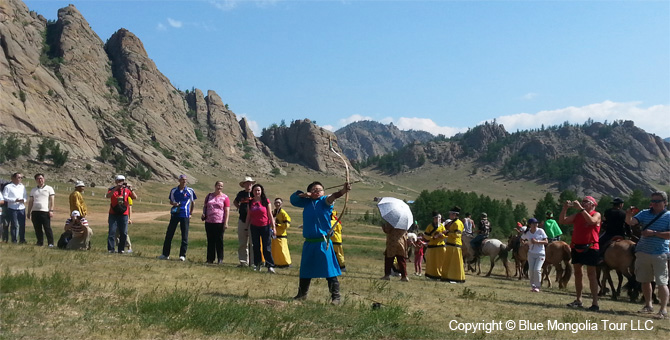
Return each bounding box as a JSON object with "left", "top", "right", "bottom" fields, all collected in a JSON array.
[
  {"left": 271, "top": 208, "right": 292, "bottom": 267},
  {"left": 330, "top": 211, "right": 346, "bottom": 270},
  {"left": 424, "top": 222, "right": 446, "bottom": 279},
  {"left": 440, "top": 219, "right": 465, "bottom": 283}
]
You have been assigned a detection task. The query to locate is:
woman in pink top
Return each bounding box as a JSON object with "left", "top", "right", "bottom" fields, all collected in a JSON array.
[
  {"left": 201, "top": 181, "right": 230, "bottom": 264},
  {"left": 246, "top": 183, "right": 277, "bottom": 273}
]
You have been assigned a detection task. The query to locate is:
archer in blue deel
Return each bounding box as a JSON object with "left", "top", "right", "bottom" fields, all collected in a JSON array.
[{"left": 290, "top": 181, "right": 351, "bottom": 305}]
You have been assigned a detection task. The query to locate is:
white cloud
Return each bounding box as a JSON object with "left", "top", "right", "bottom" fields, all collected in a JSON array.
[
  {"left": 210, "top": 0, "right": 237, "bottom": 11},
  {"left": 393, "top": 117, "right": 466, "bottom": 137},
  {"left": 488, "top": 101, "right": 670, "bottom": 137},
  {"left": 167, "top": 18, "right": 183, "bottom": 28},
  {"left": 522, "top": 92, "right": 538, "bottom": 100},
  {"left": 322, "top": 125, "right": 335, "bottom": 131},
  {"left": 337, "top": 114, "right": 374, "bottom": 127},
  {"left": 156, "top": 23, "right": 167, "bottom": 31}
]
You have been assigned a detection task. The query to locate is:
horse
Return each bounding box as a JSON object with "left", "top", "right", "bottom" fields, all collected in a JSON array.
[
  {"left": 507, "top": 234, "right": 528, "bottom": 280},
  {"left": 461, "top": 233, "right": 477, "bottom": 273},
  {"left": 541, "top": 241, "right": 572, "bottom": 288},
  {"left": 599, "top": 239, "right": 640, "bottom": 302},
  {"left": 471, "top": 238, "right": 511, "bottom": 278}
]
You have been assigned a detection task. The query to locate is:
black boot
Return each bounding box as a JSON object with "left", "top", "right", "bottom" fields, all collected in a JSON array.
[
  {"left": 294, "top": 278, "right": 310, "bottom": 300},
  {"left": 327, "top": 277, "right": 341, "bottom": 305}
]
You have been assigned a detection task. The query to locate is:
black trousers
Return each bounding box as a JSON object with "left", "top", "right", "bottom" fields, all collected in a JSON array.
[
  {"left": 205, "top": 222, "right": 225, "bottom": 263},
  {"left": 250, "top": 225, "right": 274, "bottom": 267},
  {"left": 31, "top": 211, "right": 53, "bottom": 246}
]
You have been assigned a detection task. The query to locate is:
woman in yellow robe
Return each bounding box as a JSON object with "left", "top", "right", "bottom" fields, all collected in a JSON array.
[
  {"left": 271, "top": 198, "right": 292, "bottom": 267},
  {"left": 330, "top": 211, "right": 346, "bottom": 271},
  {"left": 440, "top": 207, "right": 465, "bottom": 283},
  {"left": 423, "top": 212, "right": 446, "bottom": 279}
]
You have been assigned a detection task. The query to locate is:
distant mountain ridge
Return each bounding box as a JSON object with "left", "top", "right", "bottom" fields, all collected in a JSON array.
[
  {"left": 334, "top": 121, "right": 434, "bottom": 162},
  {"left": 349, "top": 120, "right": 670, "bottom": 197}
]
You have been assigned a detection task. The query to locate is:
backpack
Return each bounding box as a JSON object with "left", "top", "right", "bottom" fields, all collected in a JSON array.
[{"left": 112, "top": 188, "right": 128, "bottom": 215}]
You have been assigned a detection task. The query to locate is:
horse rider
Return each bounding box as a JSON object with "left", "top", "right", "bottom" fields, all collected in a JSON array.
[
  {"left": 470, "top": 212, "right": 491, "bottom": 258},
  {"left": 542, "top": 211, "right": 563, "bottom": 243},
  {"left": 598, "top": 197, "right": 630, "bottom": 261}
]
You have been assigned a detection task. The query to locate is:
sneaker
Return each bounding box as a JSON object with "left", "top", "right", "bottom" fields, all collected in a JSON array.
[
  {"left": 254, "top": 265, "right": 261, "bottom": 271},
  {"left": 532, "top": 288, "right": 540, "bottom": 293},
  {"left": 108, "top": 250, "right": 115, "bottom": 254},
  {"left": 179, "top": 256, "right": 186, "bottom": 261},
  {"left": 638, "top": 306, "right": 654, "bottom": 314},
  {"left": 331, "top": 298, "right": 341, "bottom": 306},
  {"left": 341, "top": 267, "right": 347, "bottom": 272},
  {"left": 653, "top": 311, "right": 668, "bottom": 320},
  {"left": 126, "top": 249, "right": 133, "bottom": 254},
  {"left": 48, "top": 244, "right": 54, "bottom": 248},
  {"left": 566, "top": 300, "right": 583, "bottom": 308},
  {"left": 268, "top": 267, "right": 276, "bottom": 274},
  {"left": 158, "top": 255, "right": 169, "bottom": 260},
  {"left": 588, "top": 305, "right": 600, "bottom": 312},
  {"left": 400, "top": 277, "right": 409, "bottom": 282}
]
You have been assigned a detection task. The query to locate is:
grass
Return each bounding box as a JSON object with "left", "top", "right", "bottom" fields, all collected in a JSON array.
[{"left": 2, "top": 173, "right": 669, "bottom": 339}]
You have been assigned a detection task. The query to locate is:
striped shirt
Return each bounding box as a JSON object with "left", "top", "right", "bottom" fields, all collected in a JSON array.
[{"left": 634, "top": 209, "right": 670, "bottom": 255}]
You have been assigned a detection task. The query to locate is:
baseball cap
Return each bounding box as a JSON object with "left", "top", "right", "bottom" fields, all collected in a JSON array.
[
  {"left": 115, "top": 175, "right": 125, "bottom": 181},
  {"left": 75, "top": 180, "right": 85, "bottom": 187}
]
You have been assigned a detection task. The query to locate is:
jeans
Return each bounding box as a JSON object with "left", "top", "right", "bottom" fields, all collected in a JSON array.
[
  {"left": 205, "top": 222, "right": 225, "bottom": 263},
  {"left": 250, "top": 224, "right": 274, "bottom": 267},
  {"left": 7, "top": 208, "right": 26, "bottom": 243},
  {"left": 528, "top": 252, "right": 545, "bottom": 288},
  {"left": 162, "top": 215, "right": 190, "bottom": 257},
  {"left": 31, "top": 211, "right": 53, "bottom": 246},
  {"left": 108, "top": 214, "right": 129, "bottom": 252}
]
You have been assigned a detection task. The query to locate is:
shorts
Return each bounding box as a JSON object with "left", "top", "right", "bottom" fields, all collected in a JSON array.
[
  {"left": 634, "top": 252, "right": 669, "bottom": 286},
  {"left": 571, "top": 248, "right": 599, "bottom": 266}
]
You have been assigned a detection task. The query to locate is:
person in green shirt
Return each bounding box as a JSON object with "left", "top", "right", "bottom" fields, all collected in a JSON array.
[{"left": 542, "top": 211, "right": 563, "bottom": 242}]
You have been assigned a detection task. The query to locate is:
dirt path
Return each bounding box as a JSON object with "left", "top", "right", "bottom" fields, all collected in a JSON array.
[{"left": 84, "top": 210, "right": 170, "bottom": 226}]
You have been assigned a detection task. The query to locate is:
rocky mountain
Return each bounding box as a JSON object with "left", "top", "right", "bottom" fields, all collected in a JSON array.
[
  {"left": 364, "top": 120, "right": 670, "bottom": 197},
  {"left": 0, "top": 0, "right": 349, "bottom": 184},
  {"left": 334, "top": 120, "right": 434, "bottom": 162}
]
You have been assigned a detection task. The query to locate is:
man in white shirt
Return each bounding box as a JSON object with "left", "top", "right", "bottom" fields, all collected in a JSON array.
[
  {"left": 27, "top": 173, "right": 56, "bottom": 247},
  {"left": 2, "top": 173, "right": 27, "bottom": 243}
]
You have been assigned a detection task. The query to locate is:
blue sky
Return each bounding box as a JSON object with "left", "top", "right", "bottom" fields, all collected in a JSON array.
[{"left": 24, "top": 0, "right": 670, "bottom": 138}]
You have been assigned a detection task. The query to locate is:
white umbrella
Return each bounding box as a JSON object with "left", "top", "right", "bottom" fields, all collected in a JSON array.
[{"left": 377, "top": 197, "right": 413, "bottom": 230}]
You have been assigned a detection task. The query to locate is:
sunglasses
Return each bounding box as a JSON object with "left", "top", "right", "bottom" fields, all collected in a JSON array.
[{"left": 650, "top": 199, "right": 665, "bottom": 203}]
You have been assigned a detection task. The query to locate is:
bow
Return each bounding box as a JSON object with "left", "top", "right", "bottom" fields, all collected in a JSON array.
[{"left": 327, "top": 136, "right": 350, "bottom": 247}]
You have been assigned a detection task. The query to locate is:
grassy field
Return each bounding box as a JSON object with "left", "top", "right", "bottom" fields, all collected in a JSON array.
[{"left": 1, "top": 171, "right": 669, "bottom": 339}]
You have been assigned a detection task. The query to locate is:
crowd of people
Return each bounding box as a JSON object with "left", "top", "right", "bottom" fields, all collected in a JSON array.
[{"left": 1, "top": 171, "right": 668, "bottom": 315}]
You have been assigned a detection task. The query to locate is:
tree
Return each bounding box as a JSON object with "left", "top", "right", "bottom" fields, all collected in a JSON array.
[
  {"left": 49, "top": 144, "right": 69, "bottom": 167},
  {"left": 533, "top": 192, "right": 558, "bottom": 222}
]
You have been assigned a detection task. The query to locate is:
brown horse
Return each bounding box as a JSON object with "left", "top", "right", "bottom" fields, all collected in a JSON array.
[
  {"left": 507, "top": 234, "right": 528, "bottom": 280},
  {"left": 541, "top": 241, "right": 572, "bottom": 288},
  {"left": 473, "top": 238, "right": 511, "bottom": 278},
  {"left": 600, "top": 239, "right": 639, "bottom": 301}
]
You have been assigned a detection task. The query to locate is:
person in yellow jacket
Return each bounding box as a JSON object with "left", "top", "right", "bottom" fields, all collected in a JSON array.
[
  {"left": 69, "top": 181, "right": 88, "bottom": 217},
  {"left": 330, "top": 210, "right": 346, "bottom": 272},
  {"left": 422, "top": 211, "right": 446, "bottom": 279},
  {"left": 440, "top": 206, "right": 466, "bottom": 283},
  {"left": 271, "top": 198, "right": 292, "bottom": 267}
]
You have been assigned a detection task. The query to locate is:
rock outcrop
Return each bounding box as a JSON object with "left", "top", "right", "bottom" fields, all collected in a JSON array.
[
  {"left": 260, "top": 119, "right": 353, "bottom": 178},
  {"left": 0, "top": 0, "right": 277, "bottom": 183}
]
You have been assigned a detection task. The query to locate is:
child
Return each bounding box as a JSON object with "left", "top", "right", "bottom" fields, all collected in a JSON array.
[{"left": 413, "top": 232, "right": 427, "bottom": 276}]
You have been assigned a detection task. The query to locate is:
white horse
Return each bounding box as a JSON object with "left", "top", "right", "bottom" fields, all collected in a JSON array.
[{"left": 464, "top": 235, "right": 510, "bottom": 278}]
